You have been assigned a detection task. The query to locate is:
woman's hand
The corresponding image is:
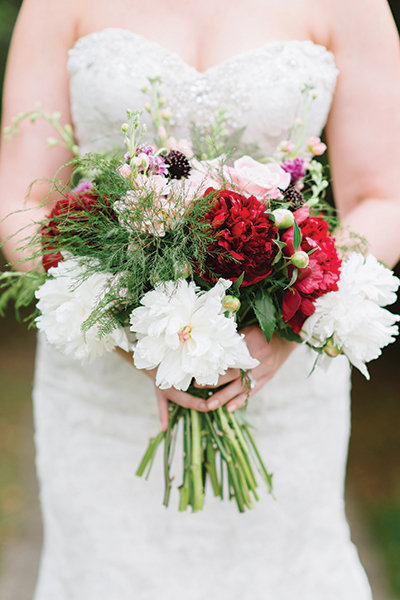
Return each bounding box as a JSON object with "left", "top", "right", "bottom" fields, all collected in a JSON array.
[
  {"left": 202, "top": 326, "right": 297, "bottom": 413},
  {"left": 115, "top": 347, "right": 209, "bottom": 431},
  {"left": 115, "top": 328, "right": 296, "bottom": 430}
]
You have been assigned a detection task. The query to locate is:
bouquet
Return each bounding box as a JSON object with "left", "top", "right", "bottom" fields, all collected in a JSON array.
[{"left": 1, "top": 80, "right": 399, "bottom": 512}]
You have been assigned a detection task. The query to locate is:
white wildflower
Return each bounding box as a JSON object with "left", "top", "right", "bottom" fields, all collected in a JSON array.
[
  {"left": 130, "top": 279, "right": 259, "bottom": 390},
  {"left": 301, "top": 253, "right": 400, "bottom": 378},
  {"left": 35, "top": 257, "right": 130, "bottom": 361}
]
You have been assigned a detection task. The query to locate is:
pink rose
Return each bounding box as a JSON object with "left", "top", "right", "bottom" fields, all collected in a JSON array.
[{"left": 224, "top": 156, "right": 291, "bottom": 200}]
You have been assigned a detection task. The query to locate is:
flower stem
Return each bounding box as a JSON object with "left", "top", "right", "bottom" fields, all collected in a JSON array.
[
  {"left": 179, "top": 410, "right": 191, "bottom": 511},
  {"left": 136, "top": 431, "right": 165, "bottom": 477},
  {"left": 190, "top": 409, "right": 205, "bottom": 512},
  {"left": 243, "top": 425, "right": 274, "bottom": 493}
]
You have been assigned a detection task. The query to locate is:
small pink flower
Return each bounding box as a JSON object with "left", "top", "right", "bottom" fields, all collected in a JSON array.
[
  {"left": 281, "top": 140, "right": 295, "bottom": 154},
  {"left": 224, "top": 156, "right": 291, "bottom": 199},
  {"left": 117, "top": 163, "right": 132, "bottom": 178},
  {"left": 307, "top": 137, "right": 327, "bottom": 156},
  {"left": 157, "top": 125, "right": 167, "bottom": 140}
]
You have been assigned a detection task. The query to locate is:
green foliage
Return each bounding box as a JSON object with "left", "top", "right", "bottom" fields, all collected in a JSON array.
[
  {"left": 0, "top": 270, "right": 45, "bottom": 324},
  {"left": 370, "top": 504, "right": 400, "bottom": 595},
  {"left": 293, "top": 219, "right": 302, "bottom": 252},
  {"left": 0, "top": 0, "right": 22, "bottom": 100},
  {"left": 190, "top": 108, "right": 258, "bottom": 161},
  {"left": 4, "top": 104, "right": 80, "bottom": 155},
  {"left": 250, "top": 289, "right": 276, "bottom": 343}
]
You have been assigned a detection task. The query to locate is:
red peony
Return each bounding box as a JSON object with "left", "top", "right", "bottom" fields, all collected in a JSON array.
[
  {"left": 41, "top": 190, "right": 116, "bottom": 271},
  {"left": 281, "top": 206, "right": 342, "bottom": 333},
  {"left": 200, "top": 188, "right": 279, "bottom": 287}
]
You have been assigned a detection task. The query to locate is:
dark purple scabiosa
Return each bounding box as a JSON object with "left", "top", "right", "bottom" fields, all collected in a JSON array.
[
  {"left": 284, "top": 186, "right": 305, "bottom": 211},
  {"left": 164, "top": 150, "right": 191, "bottom": 180}
]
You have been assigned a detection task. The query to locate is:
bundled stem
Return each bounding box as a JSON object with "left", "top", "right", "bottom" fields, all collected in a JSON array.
[{"left": 136, "top": 402, "right": 272, "bottom": 513}]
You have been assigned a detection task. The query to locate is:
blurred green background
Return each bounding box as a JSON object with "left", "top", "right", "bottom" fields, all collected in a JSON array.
[{"left": 0, "top": 1, "right": 399, "bottom": 597}]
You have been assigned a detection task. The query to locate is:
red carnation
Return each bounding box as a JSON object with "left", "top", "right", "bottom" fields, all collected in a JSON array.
[
  {"left": 200, "top": 188, "right": 279, "bottom": 287},
  {"left": 281, "top": 206, "right": 341, "bottom": 333},
  {"left": 41, "top": 190, "right": 116, "bottom": 271}
]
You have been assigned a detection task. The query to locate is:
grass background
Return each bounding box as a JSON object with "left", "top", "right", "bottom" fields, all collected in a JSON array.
[{"left": 0, "top": 0, "right": 399, "bottom": 595}]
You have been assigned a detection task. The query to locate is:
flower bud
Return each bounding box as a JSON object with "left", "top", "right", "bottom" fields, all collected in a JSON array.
[
  {"left": 271, "top": 208, "right": 294, "bottom": 229},
  {"left": 174, "top": 261, "right": 192, "bottom": 279},
  {"left": 160, "top": 108, "right": 172, "bottom": 120},
  {"left": 323, "top": 338, "right": 342, "bottom": 358},
  {"left": 141, "top": 86, "right": 148, "bottom": 93},
  {"left": 281, "top": 140, "right": 294, "bottom": 154},
  {"left": 130, "top": 156, "right": 142, "bottom": 168},
  {"left": 291, "top": 251, "right": 309, "bottom": 269},
  {"left": 117, "top": 163, "right": 132, "bottom": 178},
  {"left": 46, "top": 137, "right": 59, "bottom": 148},
  {"left": 144, "top": 103, "right": 151, "bottom": 112},
  {"left": 307, "top": 136, "right": 327, "bottom": 156},
  {"left": 222, "top": 295, "right": 241, "bottom": 313},
  {"left": 137, "top": 153, "right": 150, "bottom": 170},
  {"left": 121, "top": 123, "right": 129, "bottom": 133},
  {"left": 158, "top": 125, "right": 167, "bottom": 139}
]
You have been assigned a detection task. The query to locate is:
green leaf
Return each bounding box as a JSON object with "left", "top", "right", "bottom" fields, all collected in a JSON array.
[
  {"left": 252, "top": 289, "right": 276, "bottom": 343},
  {"left": 293, "top": 219, "right": 302, "bottom": 252},
  {"left": 284, "top": 267, "right": 298, "bottom": 290},
  {"left": 231, "top": 272, "right": 245, "bottom": 294}
]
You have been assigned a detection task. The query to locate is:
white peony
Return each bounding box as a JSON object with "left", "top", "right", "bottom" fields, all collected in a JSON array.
[
  {"left": 338, "top": 252, "right": 399, "bottom": 306},
  {"left": 130, "top": 278, "right": 259, "bottom": 390},
  {"left": 301, "top": 253, "right": 400, "bottom": 378},
  {"left": 35, "top": 257, "right": 130, "bottom": 361}
]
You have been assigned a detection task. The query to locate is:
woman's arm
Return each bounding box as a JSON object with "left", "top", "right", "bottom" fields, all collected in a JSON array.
[
  {"left": 0, "top": 0, "right": 78, "bottom": 268},
  {"left": 325, "top": 0, "right": 400, "bottom": 266}
]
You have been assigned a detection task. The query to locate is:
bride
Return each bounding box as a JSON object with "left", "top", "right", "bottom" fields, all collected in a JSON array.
[{"left": 0, "top": 0, "right": 399, "bottom": 598}]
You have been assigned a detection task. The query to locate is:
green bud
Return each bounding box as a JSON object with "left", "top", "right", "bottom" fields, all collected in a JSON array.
[
  {"left": 291, "top": 251, "right": 309, "bottom": 269},
  {"left": 174, "top": 261, "right": 192, "bottom": 279},
  {"left": 323, "top": 338, "right": 342, "bottom": 358},
  {"left": 222, "top": 295, "right": 241, "bottom": 313},
  {"left": 271, "top": 208, "right": 294, "bottom": 229},
  {"left": 121, "top": 123, "right": 129, "bottom": 133}
]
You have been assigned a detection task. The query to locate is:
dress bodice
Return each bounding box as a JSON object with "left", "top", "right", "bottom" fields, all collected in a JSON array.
[{"left": 68, "top": 28, "right": 338, "bottom": 156}]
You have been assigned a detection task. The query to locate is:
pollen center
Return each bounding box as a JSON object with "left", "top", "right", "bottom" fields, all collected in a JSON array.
[{"left": 178, "top": 325, "right": 192, "bottom": 343}]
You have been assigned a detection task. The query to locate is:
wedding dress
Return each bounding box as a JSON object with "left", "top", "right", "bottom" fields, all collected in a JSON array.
[{"left": 32, "top": 28, "right": 373, "bottom": 600}]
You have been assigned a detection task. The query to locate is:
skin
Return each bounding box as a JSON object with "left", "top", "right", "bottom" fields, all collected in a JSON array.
[{"left": 1, "top": 0, "right": 399, "bottom": 430}]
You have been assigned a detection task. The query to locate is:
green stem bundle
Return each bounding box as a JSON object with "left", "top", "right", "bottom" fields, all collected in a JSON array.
[{"left": 136, "top": 403, "right": 273, "bottom": 513}]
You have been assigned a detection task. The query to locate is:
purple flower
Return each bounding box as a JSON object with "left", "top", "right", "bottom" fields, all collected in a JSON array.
[
  {"left": 71, "top": 178, "right": 95, "bottom": 193},
  {"left": 282, "top": 158, "right": 308, "bottom": 185},
  {"left": 134, "top": 145, "right": 167, "bottom": 176},
  {"left": 135, "top": 145, "right": 155, "bottom": 157}
]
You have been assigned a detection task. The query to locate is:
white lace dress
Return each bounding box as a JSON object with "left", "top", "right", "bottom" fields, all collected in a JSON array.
[{"left": 33, "top": 28, "right": 373, "bottom": 600}]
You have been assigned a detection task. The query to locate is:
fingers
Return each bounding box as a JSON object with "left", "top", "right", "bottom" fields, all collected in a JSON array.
[
  {"left": 205, "top": 378, "right": 245, "bottom": 411},
  {"left": 192, "top": 368, "right": 241, "bottom": 389},
  {"left": 156, "top": 386, "right": 208, "bottom": 412},
  {"left": 156, "top": 388, "right": 169, "bottom": 432}
]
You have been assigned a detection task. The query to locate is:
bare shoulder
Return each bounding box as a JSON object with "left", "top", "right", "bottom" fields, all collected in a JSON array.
[
  {"left": 317, "top": 0, "right": 398, "bottom": 50},
  {"left": 15, "top": 0, "right": 80, "bottom": 37}
]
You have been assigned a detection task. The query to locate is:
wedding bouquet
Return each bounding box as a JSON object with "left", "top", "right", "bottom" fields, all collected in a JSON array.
[{"left": 1, "top": 80, "right": 399, "bottom": 512}]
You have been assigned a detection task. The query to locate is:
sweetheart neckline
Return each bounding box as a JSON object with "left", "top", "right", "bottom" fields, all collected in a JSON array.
[{"left": 69, "top": 27, "right": 337, "bottom": 76}]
